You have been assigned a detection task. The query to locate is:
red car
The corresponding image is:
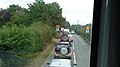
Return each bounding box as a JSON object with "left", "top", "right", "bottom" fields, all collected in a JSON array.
[
  {"left": 59, "top": 36, "right": 73, "bottom": 42},
  {"left": 68, "top": 36, "right": 73, "bottom": 42}
]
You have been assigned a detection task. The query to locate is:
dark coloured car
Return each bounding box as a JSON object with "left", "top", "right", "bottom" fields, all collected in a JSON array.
[{"left": 54, "top": 42, "right": 73, "bottom": 59}]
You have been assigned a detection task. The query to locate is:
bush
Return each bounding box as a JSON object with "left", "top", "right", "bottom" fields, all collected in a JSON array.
[
  {"left": 28, "top": 22, "right": 55, "bottom": 48},
  {"left": 0, "top": 25, "right": 40, "bottom": 53},
  {"left": 0, "top": 22, "right": 55, "bottom": 53},
  {"left": 75, "top": 28, "right": 91, "bottom": 44}
]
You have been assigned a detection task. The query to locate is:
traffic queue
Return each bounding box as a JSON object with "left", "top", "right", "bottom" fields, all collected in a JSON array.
[{"left": 46, "top": 30, "right": 77, "bottom": 67}]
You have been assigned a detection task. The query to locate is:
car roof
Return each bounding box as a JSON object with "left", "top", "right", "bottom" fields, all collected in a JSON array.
[
  {"left": 49, "top": 59, "right": 71, "bottom": 67},
  {"left": 58, "top": 42, "right": 69, "bottom": 44}
]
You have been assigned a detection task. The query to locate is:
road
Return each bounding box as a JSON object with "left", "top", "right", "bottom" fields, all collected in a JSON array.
[
  {"left": 43, "top": 34, "right": 91, "bottom": 67},
  {"left": 72, "top": 34, "right": 91, "bottom": 67}
]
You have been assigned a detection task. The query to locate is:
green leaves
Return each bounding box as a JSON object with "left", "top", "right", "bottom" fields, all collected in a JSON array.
[
  {"left": 0, "top": 25, "right": 38, "bottom": 53},
  {"left": 0, "top": 0, "right": 67, "bottom": 27},
  {"left": 28, "top": 1, "right": 64, "bottom": 26},
  {"left": 70, "top": 24, "right": 92, "bottom": 44},
  {"left": 0, "top": 23, "right": 55, "bottom": 53}
]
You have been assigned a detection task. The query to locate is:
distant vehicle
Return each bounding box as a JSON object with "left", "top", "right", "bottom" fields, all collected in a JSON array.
[
  {"left": 61, "top": 27, "right": 64, "bottom": 32},
  {"left": 46, "top": 59, "right": 77, "bottom": 67},
  {"left": 54, "top": 42, "right": 73, "bottom": 59},
  {"left": 68, "top": 32, "right": 72, "bottom": 37},
  {"left": 64, "top": 29, "right": 70, "bottom": 33},
  {"left": 71, "top": 30, "right": 75, "bottom": 34},
  {"left": 68, "top": 36, "right": 73, "bottom": 42},
  {"left": 62, "top": 31, "right": 69, "bottom": 36},
  {"left": 59, "top": 35, "right": 69, "bottom": 42},
  {"left": 59, "top": 35, "right": 73, "bottom": 42},
  {"left": 67, "top": 33, "right": 73, "bottom": 42}
]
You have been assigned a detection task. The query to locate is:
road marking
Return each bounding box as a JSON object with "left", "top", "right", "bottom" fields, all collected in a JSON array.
[
  {"left": 72, "top": 44, "right": 74, "bottom": 50},
  {"left": 73, "top": 52, "right": 77, "bottom": 64}
]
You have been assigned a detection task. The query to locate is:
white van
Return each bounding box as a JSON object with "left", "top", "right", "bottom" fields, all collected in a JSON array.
[
  {"left": 64, "top": 29, "right": 70, "bottom": 33},
  {"left": 47, "top": 59, "right": 77, "bottom": 67}
]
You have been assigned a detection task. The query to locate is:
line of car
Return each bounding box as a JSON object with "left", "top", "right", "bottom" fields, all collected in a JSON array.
[{"left": 46, "top": 30, "right": 77, "bottom": 67}]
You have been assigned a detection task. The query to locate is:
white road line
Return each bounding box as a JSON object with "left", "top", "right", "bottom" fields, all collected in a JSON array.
[
  {"left": 73, "top": 52, "right": 77, "bottom": 64},
  {"left": 72, "top": 44, "right": 74, "bottom": 50}
]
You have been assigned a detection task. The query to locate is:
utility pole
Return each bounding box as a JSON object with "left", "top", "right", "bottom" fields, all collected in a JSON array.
[
  {"left": 77, "top": 19, "right": 79, "bottom": 30},
  {"left": 77, "top": 19, "right": 79, "bottom": 25}
]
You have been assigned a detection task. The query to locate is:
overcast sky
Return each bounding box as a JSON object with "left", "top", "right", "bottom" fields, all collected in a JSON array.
[{"left": 0, "top": 0, "right": 94, "bottom": 25}]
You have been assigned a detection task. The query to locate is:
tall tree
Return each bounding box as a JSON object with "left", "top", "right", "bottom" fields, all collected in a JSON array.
[
  {"left": 0, "top": 9, "right": 11, "bottom": 27},
  {"left": 61, "top": 21, "right": 70, "bottom": 29},
  {"left": 28, "top": 0, "right": 65, "bottom": 26}
]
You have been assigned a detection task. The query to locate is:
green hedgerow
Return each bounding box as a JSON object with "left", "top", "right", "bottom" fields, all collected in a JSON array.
[{"left": 0, "top": 25, "right": 41, "bottom": 53}]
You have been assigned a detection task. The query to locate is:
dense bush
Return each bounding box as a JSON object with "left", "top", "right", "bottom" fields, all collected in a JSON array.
[
  {"left": 0, "top": 23, "right": 55, "bottom": 53},
  {"left": 28, "top": 22, "right": 55, "bottom": 48}
]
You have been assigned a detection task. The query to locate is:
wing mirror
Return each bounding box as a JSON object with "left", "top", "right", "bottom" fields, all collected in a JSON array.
[
  {"left": 73, "top": 63, "right": 77, "bottom": 67},
  {"left": 46, "top": 62, "right": 50, "bottom": 67},
  {"left": 73, "top": 63, "right": 77, "bottom": 65},
  {"left": 46, "top": 62, "right": 50, "bottom": 65},
  {"left": 71, "top": 40, "right": 73, "bottom": 42}
]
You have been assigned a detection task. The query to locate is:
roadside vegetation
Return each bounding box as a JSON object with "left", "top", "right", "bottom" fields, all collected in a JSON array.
[
  {"left": 0, "top": 23, "right": 55, "bottom": 53},
  {"left": 70, "top": 24, "right": 92, "bottom": 44},
  {"left": 0, "top": 0, "right": 69, "bottom": 67},
  {"left": 0, "top": 0, "right": 91, "bottom": 66}
]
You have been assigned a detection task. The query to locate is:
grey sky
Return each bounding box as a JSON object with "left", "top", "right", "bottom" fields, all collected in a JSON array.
[{"left": 0, "top": 0, "right": 94, "bottom": 25}]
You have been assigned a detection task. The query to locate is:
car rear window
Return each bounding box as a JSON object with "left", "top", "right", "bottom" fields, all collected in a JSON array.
[
  {"left": 58, "top": 43, "right": 69, "bottom": 45},
  {"left": 63, "top": 31, "right": 69, "bottom": 34},
  {"left": 57, "top": 45, "right": 68, "bottom": 48}
]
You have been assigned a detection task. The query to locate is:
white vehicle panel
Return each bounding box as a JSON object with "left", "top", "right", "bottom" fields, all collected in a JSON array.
[{"left": 49, "top": 59, "right": 71, "bottom": 67}]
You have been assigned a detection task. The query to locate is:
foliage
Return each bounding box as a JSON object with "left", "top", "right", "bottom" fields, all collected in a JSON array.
[
  {"left": 0, "top": 0, "right": 68, "bottom": 27},
  {"left": 0, "top": 25, "right": 40, "bottom": 53},
  {"left": 61, "top": 21, "right": 71, "bottom": 29},
  {"left": 70, "top": 23, "right": 92, "bottom": 44},
  {"left": 0, "top": 9, "right": 11, "bottom": 27},
  {"left": 0, "top": 22, "right": 55, "bottom": 53},
  {"left": 27, "top": 0, "right": 65, "bottom": 26},
  {"left": 28, "top": 22, "right": 55, "bottom": 46}
]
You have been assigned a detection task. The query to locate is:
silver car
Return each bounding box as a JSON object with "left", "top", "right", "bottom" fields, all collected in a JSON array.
[{"left": 47, "top": 59, "right": 77, "bottom": 67}]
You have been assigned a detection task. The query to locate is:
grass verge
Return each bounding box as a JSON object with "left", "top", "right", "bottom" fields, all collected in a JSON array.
[{"left": 24, "top": 43, "right": 55, "bottom": 67}]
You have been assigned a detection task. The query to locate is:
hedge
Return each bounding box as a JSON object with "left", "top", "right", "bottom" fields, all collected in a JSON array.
[{"left": 0, "top": 23, "right": 55, "bottom": 53}]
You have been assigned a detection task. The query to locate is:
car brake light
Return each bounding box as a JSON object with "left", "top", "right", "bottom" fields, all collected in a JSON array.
[{"left": 59, "top": 39, "right": 61, "bottom": 41}]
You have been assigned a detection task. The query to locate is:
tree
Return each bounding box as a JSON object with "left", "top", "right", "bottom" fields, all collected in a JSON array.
[
  {"left": 0, "top": 0, "right": 66, "bottom": 27},
  {"left": 7, "top": 4, "right": 23, "bottom": 15},
  {"left": 0, "top": 9, "right": 11, "bottom": 27},
  {"left": 61, "top": 21, "right": 70, "bottom": 29},
  {"left": 27, "top": 0, "right": 65, "bottom": 26}
]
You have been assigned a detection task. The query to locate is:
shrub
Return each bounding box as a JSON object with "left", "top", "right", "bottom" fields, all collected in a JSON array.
[
  {"left": 28, "top": 22, "right": 55, "bottom": 48},
  {"left": 75, "top": 28, "right": 91, "bottom": 44},
  {"left": 0, "top": 22, "right": 55, "bottom": 53},
  {"left": 0, "top": 25, "right": 40, "bottom": 53}
]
